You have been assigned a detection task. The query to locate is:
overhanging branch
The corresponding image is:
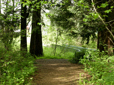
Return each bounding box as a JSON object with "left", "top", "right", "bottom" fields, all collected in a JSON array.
[{"left": 91, "top": 0, "right": 114, "bottom": 39}]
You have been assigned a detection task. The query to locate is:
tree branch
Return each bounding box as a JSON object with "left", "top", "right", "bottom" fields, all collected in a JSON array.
[{"left": 91, "top": 0, "right": 114, "bottom": 39}]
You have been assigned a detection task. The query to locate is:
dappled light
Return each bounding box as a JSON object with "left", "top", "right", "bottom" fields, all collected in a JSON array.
[
  {"left": 32, "top": 59, "right": 90, "bottom": 85},
  {"left": 0, "top": 0, "right": 114, "bottom": 84}
]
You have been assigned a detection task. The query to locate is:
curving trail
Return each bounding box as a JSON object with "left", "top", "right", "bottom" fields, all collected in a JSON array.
[{"left": 31, "top": 59, "right": 90, "bottom": 85}]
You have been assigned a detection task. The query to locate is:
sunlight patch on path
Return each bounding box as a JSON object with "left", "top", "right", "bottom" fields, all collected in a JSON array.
[{"left": 32, "top": 59, "right": 90, "bottom": 85}]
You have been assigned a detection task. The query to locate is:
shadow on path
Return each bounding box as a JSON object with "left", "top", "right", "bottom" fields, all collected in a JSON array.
[{"left": 31, "top": 59, "right": 90, "bottom": 85}]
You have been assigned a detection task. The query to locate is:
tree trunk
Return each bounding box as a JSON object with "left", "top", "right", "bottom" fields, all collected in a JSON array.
[
  {"left": 30, "top": 0, "right": 43, "bottom": 57},
  {"left": 21, "top": 1, "right": 27, "bottom": 51},
  {"left": 97, "top": 31, "right": 105, "bottom": 52}
]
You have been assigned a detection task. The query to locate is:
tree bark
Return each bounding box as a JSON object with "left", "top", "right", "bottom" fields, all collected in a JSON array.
[
  {"left": 30, "top": 0, "right": 43, "bottom": 57},
  {"left": 21, "top": 0, "right": 27, "bottom": 51}
]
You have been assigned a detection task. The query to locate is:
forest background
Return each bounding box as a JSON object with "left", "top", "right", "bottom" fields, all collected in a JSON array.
[{"left": 0, "top": 0, "right": 114, "bottom": 84}]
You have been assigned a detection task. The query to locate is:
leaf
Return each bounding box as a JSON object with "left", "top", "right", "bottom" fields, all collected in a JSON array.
[
  {"left": 102, "top": 72, "right": 114, "bottom": 84},
  {"left": 97, "top": 6, "right": 100, "bottom": 8},
  {"left": 93, "top": 14, "right": 99, "bottom": 19},
  {"left": 110, "top": 6, "right": 114, "bottom": 9},
  {"left": 84, "top": 6, "right": 89, "bottom": 8},
  {"left": 60, "top": 3, "right": 63, "bottom": 6},
  {"left": 103, "top": 15, "right": 108, "bottom": 18},
  {"left": 100, "top": 2, "right": 109, "bottom": 8},
  {"left": 38, "top": 23, "right": 41, "bottom": 25},
  {"left": 104, "top": 9, "right": 112, "bottom": 13},
  {"left": 79, "top": 0, "right": 84, "bottom": 3},
  {"left": 83, "top": 18, "right": 88, "bottom": 22},
  {"left": 91, "top": 2, "right": 94, "bottom": 5}
]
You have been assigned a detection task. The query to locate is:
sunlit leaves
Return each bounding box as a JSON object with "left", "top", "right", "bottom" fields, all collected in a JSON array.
[
  {"left": 100, "top": 2, "right": 109, "bottom": 8},
  {"left": 110, "top": 6, "right": 114, "bottom": 9},
  {"left": 104, "top": 9, "right": 112, "bottom": 13},
  {"left": 78, "top": 0, "right": 84, "bottom": 3},
  {"left": 89, "top": 13, "right": 99, "bottom": 19},
  {"left": 84, "top": 5, "right": 89, "bottom": 8},
  {"left": 83, "top": 12, "right": 99, "bottom": 22},
  {"left": 37, "top": 23, "right": 41, "bottom": 25},
  {"left": 83, "top": 18, "right": 88, "bottom": 22},
  {"left": 80, "top": 50, "right": 114, "bottom": 84}
]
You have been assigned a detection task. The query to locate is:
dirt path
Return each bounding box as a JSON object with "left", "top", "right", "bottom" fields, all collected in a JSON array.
[{"left": 31, "top": 59, "right": 90, "bottom": 85}]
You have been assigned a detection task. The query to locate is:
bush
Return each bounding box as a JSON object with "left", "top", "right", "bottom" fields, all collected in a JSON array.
[
  {"left": 0, "top": 49, "right": 36, "bottom": 85},
  {"left": 70, "top": 49, "right": 86, "bottom": 64},
  {"left": 80, "top": 50, "right": 114, "bottom": 85}
]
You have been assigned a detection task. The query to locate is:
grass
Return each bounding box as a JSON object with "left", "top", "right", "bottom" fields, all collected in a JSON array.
[
  {"left": 37, "top": 46, "right": 75, "bottom": 60},
  {"left": 37, "top": 45, "right": 88, "bottom": 64}
]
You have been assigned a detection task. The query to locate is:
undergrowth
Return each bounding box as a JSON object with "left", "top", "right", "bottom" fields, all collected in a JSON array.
[
  {"left": 0, "top": 48, "right": 36, "bottom": 85},
  {"left": 80, "top": 50, "right": 114, "bottom": 85}
]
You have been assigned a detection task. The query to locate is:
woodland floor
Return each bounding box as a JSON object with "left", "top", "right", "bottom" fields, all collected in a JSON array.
[{"left": 31, "top": 59, "right": 90, "bottom": 85}]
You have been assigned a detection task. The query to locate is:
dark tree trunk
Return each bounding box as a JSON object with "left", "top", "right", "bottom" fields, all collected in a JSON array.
[
  {"left": 30, "top": 0, "right": 43, "bottom": 57},
  {"left": 21, "top": 1, "right": 27, "bottom": 51}
]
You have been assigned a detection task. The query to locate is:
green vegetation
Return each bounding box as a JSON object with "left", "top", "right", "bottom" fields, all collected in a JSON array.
[
  {"left": 80, "top": 50, "right": 114, "bottom": 85},
  {"left": 37, "top": 45, "right": 89, "bottom": 64},
  {"left": 0, "top": 38, "right": 36, "bottom": 85},
  {"left": 0, "top": 0, "right": 114, "bottom": 85},
  {"left": 38, "top": 46, "right": 74, "bottom": 60}
]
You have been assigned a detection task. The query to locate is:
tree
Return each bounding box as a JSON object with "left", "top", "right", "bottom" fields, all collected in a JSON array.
[
  {"left": 92, "top": 0, "right": 114, "bottom": 55},
  {"left": 30, "top": 0, "right": 43, "bottom": 57},
  {"left": 21, "top": 0, "right": 27, "bottom": 51},
  {"left": 48, "top": 0, "right": 100, "bottom": 45},
  {"left": 0, "top": 0, "right": 17, "bottom": 50},
  {"left": 47, "top": 0, "right": 114, "bottom": 55}
]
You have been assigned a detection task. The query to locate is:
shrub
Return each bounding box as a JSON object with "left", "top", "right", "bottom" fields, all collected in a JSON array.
[
  {"left": 80, "top": 50, "right": 114, "bottom": 85},
  {"left": 0, "top": 49, "right": 36, "bottom": 85},
  {"left": 70, "top": 49, "right": 86, "bottom": 64}
]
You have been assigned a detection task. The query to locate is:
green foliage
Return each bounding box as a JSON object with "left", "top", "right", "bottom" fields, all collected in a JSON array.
[
  {"left": 80, "top": 50, "right": 114, "bottom": 85},
  {"left": 0, "top": 1, "right": 21, "bottom": 52},
  {"left": 39, "top": 45, "right": 94, "bottom": 65},
  {"left": 42, "top": 24, "right": 80, "bottom": 45},
  {"left": 0, "top": 49, "right": 36, "bottom": 85},
  {"left": 100, "top": 2, "right": 109, "bottom": 8},
  {"left": 37, "top": 46, "right": 74, "bottom": 60},
  {"left": 0, "top": 1, "right": 20, "bottom": 29},
  {"left": 104, "top": 9, "right": 112, "bottom": 13},
  {"left": 81, "top": 38, "right": 97, "bottom": 49},
  {"left": 70, "top": 49, "right": 86, "bottom": 64},
  {"left": 47, "top": 0, "right": 101, "bottom": 44}
]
